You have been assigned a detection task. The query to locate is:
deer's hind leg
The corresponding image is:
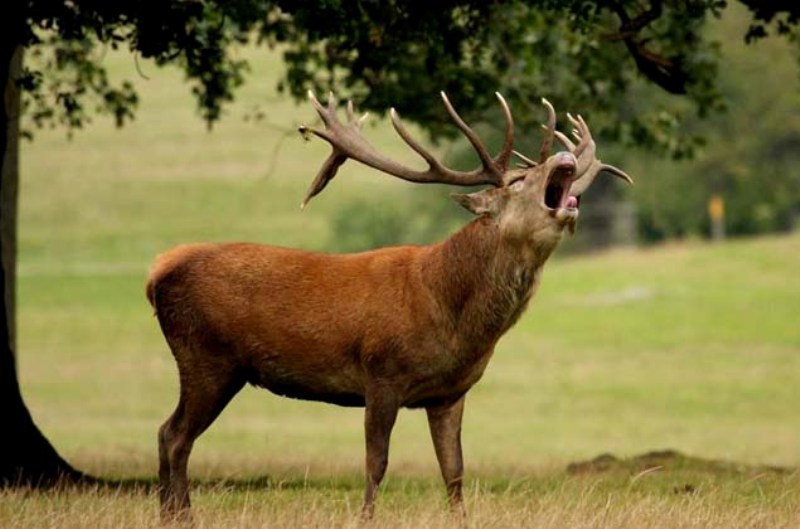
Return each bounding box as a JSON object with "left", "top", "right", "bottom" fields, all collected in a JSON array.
[{"left": 158, "top": 351, "right": 244, "bottom": 521}]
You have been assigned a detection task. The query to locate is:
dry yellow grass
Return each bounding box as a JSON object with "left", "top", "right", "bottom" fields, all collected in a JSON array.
[
  {"left": 2, "top": 451, "right": 798, "bottom": 528},
  {"left": 2, "top": 471, "right": 798, "bottom": 529}
]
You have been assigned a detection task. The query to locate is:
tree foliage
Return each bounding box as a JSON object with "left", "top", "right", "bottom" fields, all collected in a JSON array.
[{"left": 11, "top": 1, "right": 800, "bottom": 155}]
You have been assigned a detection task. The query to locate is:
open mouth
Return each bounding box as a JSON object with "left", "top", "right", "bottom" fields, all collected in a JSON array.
[{"left": 544, "top": 156, "right": 578, "bottom": 211}]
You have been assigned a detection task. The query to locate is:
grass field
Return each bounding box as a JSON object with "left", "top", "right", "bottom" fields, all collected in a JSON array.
[{"left": 4, "top": 46, "right": 799, "bottom": 527}]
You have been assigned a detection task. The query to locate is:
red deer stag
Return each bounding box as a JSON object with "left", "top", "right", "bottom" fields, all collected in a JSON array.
[{"left": 148, "top": 91, "right": 631, "bottom": 520}]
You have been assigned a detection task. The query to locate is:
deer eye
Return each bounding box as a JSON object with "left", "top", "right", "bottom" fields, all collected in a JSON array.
[{"left": 508, "top": 177, "right": 525, "bottom": 192}]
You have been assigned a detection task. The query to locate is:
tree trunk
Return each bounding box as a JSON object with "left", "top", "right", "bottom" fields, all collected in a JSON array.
[{"left": 0, "top": 42, "right": 85, "bottom": 487}]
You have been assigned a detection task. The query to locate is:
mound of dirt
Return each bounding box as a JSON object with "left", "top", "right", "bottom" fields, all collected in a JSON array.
[{"left": 566, "top": 449, "right": 791, "bottom": 477}]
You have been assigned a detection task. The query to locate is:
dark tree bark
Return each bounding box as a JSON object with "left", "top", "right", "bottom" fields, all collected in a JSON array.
[{"left": 0, "top": 32, "right": 85, "bottom": 487}]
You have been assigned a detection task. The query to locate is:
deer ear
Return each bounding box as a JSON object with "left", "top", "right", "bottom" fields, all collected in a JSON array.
[{"left": 450, "top": 188, "right": 507, "bottom": 217}]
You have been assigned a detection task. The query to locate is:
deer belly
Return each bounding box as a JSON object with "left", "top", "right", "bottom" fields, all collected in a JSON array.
[{"left": 246, "top": 352, "right": 366, "bottom": 407}]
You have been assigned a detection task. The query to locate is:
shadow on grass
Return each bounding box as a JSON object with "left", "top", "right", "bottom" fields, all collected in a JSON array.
[{"left": 78, "top": 473, "right": 368, "bottom": 496}]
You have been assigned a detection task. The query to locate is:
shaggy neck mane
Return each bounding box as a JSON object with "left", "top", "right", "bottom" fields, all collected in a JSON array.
[{"left": 423, "top": 216, "right": 556, "bottom": 349}]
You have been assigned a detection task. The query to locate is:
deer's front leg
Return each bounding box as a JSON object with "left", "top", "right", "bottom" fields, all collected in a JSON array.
[
  {"left": 426, "top": 395, "right": 466, "bottom": 518},
  {"left": 361, "top": 387, "right": 400, "bottom": 521}
]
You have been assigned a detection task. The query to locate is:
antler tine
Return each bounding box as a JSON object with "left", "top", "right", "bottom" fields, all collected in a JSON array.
[
  {"left": 390, "top": 108, "right": 440, "bottom": 168},
  {"left": 494, "top": 92, "right": 515, "bottom": 171},
  {"left": 307, "top": 89, "right": 323, "bottom": 111},
  {"left": 440, "top": 92, "right": 504, "bottom": 180},
  {"left": 539, "top": 98, "right": 556, "bottom": 163},
  {"left": 554, "top": 130, "right": 576, "bottom": 152},
  {"left": 570, "top": 157, "right": 634, "bottom": 197},
  {"left": 302, "top": 90, "right": 334, "bottom": 142},
  {"left": 307, "top": 90, "right": 329, "bottom": 126},
  {"left": 566, "top": 113, "right": 592, "bottom": 156},
  {"left": 299, "top": 151, "right": 347, "bottom": 209},
  {"left": 601, "top": 163, "right": 633, "bottom": 184},
  {"left": 344, "top": 100, "right": 370, "bottom": 130},
  {"left": 512, "top": 150, "right": 537, "bottom": 168}
]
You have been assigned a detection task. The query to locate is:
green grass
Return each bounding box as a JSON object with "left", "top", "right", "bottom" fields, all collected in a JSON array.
[
  {"left": 9, "top": 47, "right": 800, "bottom": 527},
  {"left": 2, "top": 461, "right": 798, "bottom": 528}
]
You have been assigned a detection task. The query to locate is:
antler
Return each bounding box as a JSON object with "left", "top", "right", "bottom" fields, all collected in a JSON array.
[
  {"left": 298, "top": 91, "right": 514, "bottom": 208},
  {"left": 511, "top": 97, "right": 557, "bottom": 168},
  {"left": 554, "top": 113, "right": 633, "bottom": 196}
]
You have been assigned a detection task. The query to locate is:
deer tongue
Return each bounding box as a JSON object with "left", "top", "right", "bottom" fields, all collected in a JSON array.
[{"left": 565, "top": 196, "right": 578, "bottom": 209}]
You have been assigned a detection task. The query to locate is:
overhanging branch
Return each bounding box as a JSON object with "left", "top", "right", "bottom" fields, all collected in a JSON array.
[{"left": 609, "top": 0, "right": 689, "bottom": 94}]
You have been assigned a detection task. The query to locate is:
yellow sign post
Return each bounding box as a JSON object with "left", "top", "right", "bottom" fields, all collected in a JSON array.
[{"left": 708, "top": 194, "right": 725, "bottom": 241}]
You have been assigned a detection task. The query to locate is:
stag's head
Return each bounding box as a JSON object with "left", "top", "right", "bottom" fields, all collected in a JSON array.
[{"left": 299, "top": 92, "right": 631, "bottom": 244}]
